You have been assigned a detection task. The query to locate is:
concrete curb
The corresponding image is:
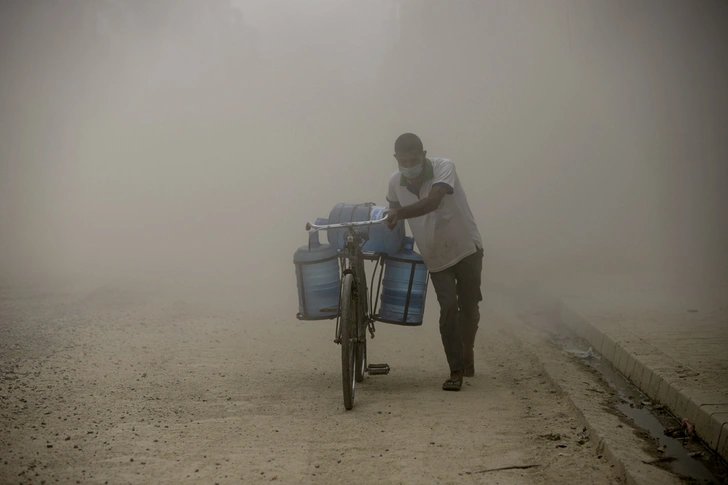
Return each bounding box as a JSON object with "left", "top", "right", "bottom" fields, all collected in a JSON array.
[
  {"left": 488, "top": 292, "right": 682, "bottom": 485},
  {"left": 560, "top": 302, "right": 728, "bottom": 462}
]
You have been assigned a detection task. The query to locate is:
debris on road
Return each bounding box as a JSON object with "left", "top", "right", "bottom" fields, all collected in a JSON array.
[
  {"left": 565, "top": 347, "right": 597, "bottom": 360},
  {"left": 474, "top": 464, "right": 541, "bottom": 474},
  {"left": 681, "top": 418, "right": 696, "bottom": 438},
  {"left": 664, "top": 418, "right": 696, "bottom": 439},
  {"left": 539, "top": 433, "right": 561, "bottom": 441},
  {"left": 577, "top": 428, "right": 590, "bottom": 446},
  {"left": 643, "top": 456, "right": 676, "bottom": 465}
]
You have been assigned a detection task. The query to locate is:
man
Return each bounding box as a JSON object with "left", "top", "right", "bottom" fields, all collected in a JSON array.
[{"left": 385, "top": 133, "right": 483, "bottom": 391}]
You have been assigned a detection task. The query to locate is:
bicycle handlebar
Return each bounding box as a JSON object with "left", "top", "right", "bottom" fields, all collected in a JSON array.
[{"left": 305, "top": 217, "right": 388, "bottom": 232}]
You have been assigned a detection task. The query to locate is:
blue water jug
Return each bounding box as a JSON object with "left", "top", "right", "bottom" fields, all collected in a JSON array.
[
  {"left": 377, "top": 237, "right": 429, "bottom": 326},
  {"left": 293, "top": 228, "right": 340, "bottom": 320},
  {"left": 326, "top": 202, "right": 404, "bottom": 254}
]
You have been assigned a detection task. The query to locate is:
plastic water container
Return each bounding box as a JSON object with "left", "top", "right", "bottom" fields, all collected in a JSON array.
[
  {"left": 326, "top": 202, "right": 404, "bottom": 254},
  {"left": 293, "top": 228, "right": 340, "bottom": 320},
  {"left": 377, "top": 237, "right": 429, "bottom": 326}
]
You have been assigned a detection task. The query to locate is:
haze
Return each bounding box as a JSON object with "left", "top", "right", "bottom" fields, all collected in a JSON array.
[{"left": 1, "top": 0, "right": 726, "bottom": 315}]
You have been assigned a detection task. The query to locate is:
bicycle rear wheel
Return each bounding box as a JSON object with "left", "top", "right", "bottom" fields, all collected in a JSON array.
[{"left": 339, "top": 273, "right": 356, "bottom": 410}]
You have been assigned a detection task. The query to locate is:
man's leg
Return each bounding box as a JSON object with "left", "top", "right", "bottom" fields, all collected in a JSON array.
[
  {"left": 455, "top": 248, "right": 483, "bottom": 375},
  {"left": 429, "top": 266, "right": 464, "bottom": 382}
]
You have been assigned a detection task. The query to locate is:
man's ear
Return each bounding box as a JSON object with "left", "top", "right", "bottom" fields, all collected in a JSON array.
[{"left": 422, "top": 150, "right": 427, "bottom": 159}]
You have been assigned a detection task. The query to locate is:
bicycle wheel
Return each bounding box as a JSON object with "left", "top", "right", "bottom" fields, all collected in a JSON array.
[
  {"left": 354, "top": 259, "right": 368, "bottom": 383},
  {"left": 355, "top": 296, "right": 367, "bottom": 383},
  {"left": 339, "top": 273, "right": 356, "bottom": 410}
]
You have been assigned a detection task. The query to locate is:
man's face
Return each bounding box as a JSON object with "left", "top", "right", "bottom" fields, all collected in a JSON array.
[{"left": 394, "top": 150, "right": 426, "bottom": 169}]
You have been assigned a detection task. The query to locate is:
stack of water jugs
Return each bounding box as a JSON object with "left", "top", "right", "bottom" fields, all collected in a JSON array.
[{"left": 293, "top": 203, "right": 429, "bottom": 326}]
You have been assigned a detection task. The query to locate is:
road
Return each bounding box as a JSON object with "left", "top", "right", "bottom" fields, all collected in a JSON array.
[{"left": 1, "top": 284, "right": 619, "bottom": 484}]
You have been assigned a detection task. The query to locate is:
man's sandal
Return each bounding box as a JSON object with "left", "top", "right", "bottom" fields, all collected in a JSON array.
[{"left": 442, "top": 377, "right": 462, "bottom": 391}]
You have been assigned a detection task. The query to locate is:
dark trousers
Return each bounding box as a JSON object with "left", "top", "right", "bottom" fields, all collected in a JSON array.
[{"left": 429, "top": 248, "right": 483, "bottom": 372}]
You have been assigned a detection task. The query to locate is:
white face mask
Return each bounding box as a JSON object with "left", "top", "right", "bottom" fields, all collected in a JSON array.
[{"left": 398, "top": 162, "right": 423, "bottom": 179}]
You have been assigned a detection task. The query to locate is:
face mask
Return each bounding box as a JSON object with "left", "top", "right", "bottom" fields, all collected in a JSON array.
[{"left": 398, "top": 162, "right": 423, "bottom": 179}]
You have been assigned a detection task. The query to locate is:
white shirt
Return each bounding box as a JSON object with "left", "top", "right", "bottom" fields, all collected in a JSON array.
[{"left": 387, "top": 157, "right": 483, "bottom": 272}]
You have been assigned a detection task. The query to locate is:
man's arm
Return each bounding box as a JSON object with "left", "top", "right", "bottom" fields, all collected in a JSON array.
[
  {"left": 397, "top": 185, "right": 447, "bottom": 219},
  {"left": 386, "top": 186, "right": 447, "bottom": 228}
]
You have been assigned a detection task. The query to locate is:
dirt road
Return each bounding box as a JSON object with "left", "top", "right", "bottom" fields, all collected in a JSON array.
[{"left": 1, "top": 284, "right": 618, "bottom": 484}]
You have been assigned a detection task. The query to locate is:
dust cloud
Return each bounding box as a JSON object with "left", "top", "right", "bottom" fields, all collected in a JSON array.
[{"left": 1, "top": 1, "right": 726, "bottom": 316}]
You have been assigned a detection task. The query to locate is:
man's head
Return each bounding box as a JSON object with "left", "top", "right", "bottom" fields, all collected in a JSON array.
[{"left": 394, "top": 133, "right": 427, "bottom": 179}]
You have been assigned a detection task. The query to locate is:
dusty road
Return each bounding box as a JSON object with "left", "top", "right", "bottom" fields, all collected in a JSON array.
[{"left": 1, "top": 284, "right": 619, "bottom": 485}]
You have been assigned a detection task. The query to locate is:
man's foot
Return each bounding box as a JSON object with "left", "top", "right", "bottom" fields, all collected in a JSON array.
[
  {"left": 442, "top": 370, "right": 463, "bottom": 391},
  {"left": 464, "top": 364, "right": 475, "bottom": 377}
]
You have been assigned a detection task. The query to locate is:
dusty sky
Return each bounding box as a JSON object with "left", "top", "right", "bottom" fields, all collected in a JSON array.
[{"left": 1, "top": 0, "right": 726, "bottom": 313}]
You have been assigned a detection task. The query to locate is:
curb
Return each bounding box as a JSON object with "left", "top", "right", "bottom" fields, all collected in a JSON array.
[
  {"left": 560, "top": 302, "right": 728, "bottom": 462},
  {"left": 488, "top": 292, "right": 682, "bottom": 485}
]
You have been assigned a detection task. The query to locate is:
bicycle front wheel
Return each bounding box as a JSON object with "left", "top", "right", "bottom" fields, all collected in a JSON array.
[
  {"left": 354, "top": 259, "right": 368, "bottom": 383},
  {"left": 339, "top": 273, "right": 356, "bottom": 410},
  {"left": 355, "top": 301, "right": 367, "bottom": 383}
]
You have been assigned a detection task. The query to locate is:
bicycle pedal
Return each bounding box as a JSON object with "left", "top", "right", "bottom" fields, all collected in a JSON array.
[{"left": 367, "top": 364, "right": 390, "bottom": 375}]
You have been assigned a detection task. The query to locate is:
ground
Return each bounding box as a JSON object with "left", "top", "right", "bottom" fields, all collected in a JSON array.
[{"left": 0, "top": 284, "right": 621, "bottom": 485}]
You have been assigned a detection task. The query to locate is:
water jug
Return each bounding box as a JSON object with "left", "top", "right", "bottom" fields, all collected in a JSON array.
[
  {"left": 293, "top": 228, "right": 340, "bottom": 320},
  {"left": 377, "top": 237, "right": 429, "bottom": 326},
  {"left": 326, "top": 202, "right": 404, "bottom": 254}
]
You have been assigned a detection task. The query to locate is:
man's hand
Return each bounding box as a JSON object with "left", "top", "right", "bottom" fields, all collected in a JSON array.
[
  {"left": 385, "top": 208, "right": 399, "bottom": 230},
  {"left": 387, "top": 186, "right": 448, "bottom": 225}
]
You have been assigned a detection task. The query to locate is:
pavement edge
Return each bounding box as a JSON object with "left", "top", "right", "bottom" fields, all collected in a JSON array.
[
  {"left": 560, "top": 302, "right": 728, "bottom": 463},
  {"left": 489, "top": 292, "right": 682, "bottom": 485}
]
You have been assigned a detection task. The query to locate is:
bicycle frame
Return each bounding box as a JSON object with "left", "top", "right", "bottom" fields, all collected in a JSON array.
[
  {"left": 305, "top": 217, "right": 387, "bottom": 343},
  {"left": 306, "top": 216, "right": 403, "bottom": 409}
]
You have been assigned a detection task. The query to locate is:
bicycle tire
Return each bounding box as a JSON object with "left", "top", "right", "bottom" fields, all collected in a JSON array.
[
  {"left": 340, "top": 273, "right": 356, "bottom": 410},
  {"left": 355, "top": 304, "right": 367, "bottom": 383},
  {"left": 354, "top": 259, "right": 368, "bottom": 383}
]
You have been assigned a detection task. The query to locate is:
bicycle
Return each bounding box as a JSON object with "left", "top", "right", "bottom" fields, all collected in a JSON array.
[{"left": 304, "top": 216, "right": 391, "bottom": 410}]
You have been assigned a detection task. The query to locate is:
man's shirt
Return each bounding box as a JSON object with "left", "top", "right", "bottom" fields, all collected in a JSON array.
[{"left": 387, "top": 157, "right": 482, "bottom": 272}]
